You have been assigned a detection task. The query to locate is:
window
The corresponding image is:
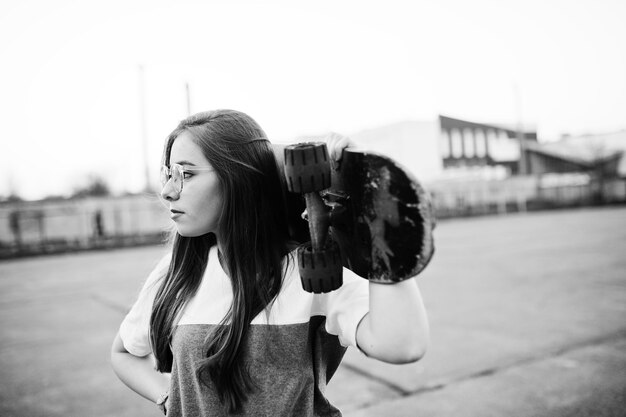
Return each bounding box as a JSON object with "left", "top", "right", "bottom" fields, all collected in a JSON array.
[
  {"left": 463, "top": 128, "right": 475, "bottom": 157},
  {"left": 451, "top": 128, "right": 463, "bottom": 158},
  {"left": 475, "top": 129, "right": 486, "bottom": 157}
]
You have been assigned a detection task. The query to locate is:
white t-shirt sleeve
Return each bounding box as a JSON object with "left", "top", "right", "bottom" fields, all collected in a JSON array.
[
  {"left": 323, "top": 268, "right": 370, "bottom": 349},
  {"left": 119, "top": 252, "right": 171, "bottom": 357}
]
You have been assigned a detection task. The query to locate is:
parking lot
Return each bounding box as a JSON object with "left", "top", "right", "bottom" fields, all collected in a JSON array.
[{"left": 1, "top": 206, "right": 625, "bottom": 416}]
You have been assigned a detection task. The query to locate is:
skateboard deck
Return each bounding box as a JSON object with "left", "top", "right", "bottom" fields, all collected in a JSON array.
[{"left": 280, "top": 143, "right": 435, "bottom": 290}]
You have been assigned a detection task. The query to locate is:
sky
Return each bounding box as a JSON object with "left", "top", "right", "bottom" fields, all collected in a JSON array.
[{"left": 1, "top": 0, "right": 625, "bottom": 200}]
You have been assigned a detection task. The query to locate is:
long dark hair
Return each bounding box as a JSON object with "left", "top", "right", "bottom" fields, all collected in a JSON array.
[{"left": 150, "top": 110, "right": 292, "bottom": 412}]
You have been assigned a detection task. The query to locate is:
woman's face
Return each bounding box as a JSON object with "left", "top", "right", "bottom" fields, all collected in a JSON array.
[{"left": 161, "top": 131, "right": 223, "bottom": 237}]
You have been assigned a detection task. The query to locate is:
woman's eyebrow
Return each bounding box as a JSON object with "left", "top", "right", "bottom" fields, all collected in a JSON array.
[{"left": 173, "top": 160, "right": 197, "bottom": 166}]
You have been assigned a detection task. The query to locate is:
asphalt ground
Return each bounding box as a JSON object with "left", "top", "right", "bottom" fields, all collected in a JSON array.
[{"left": 1, "top": 206, "right": 625, "bottom": 417}]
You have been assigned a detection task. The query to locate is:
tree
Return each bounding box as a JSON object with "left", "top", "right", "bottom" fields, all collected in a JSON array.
[
  {"left": 0, "top": 193, "right": 23, "bottom": 203},
  {"left": 71, "top": 174, "right": 111, "bottom": 198}
]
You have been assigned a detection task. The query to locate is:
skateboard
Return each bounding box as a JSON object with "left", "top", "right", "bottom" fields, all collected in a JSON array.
[{"left": 280, "top": 142, "right": 435, "bottom": 293}]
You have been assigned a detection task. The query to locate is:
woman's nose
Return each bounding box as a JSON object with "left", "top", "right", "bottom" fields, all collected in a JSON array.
[{"left": 160, "top": 180, "right": 180, "bottom": 201}]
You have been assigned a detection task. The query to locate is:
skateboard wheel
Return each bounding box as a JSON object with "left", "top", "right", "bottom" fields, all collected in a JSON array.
[
  {"left": 284, "top": 142, "right": 331, "bottom": 194},
  {"left": 297, "top": 240, "right": 343, "bottom": 293}
]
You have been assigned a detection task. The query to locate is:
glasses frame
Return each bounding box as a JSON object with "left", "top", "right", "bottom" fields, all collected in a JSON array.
[{"left": 160, "top": 163, "right": 214, "bottom": 194}]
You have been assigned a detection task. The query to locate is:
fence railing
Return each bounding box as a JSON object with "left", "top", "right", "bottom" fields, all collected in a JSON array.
[
  {"left": 0, "top": 194, "right": 171, "bottom": 258},
  {"left": 429, "top": 175, "right": 626, "bottom": 219},
  {"left": 1, "top": 176, "right": 625, "bottom": 258}
]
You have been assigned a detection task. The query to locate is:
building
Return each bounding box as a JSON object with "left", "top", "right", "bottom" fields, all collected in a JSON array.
[
  {"left": 438, "top": 115, "right": 537, "bottom": 176},
  {"left": 349, "top": 114, "right": 538, "bottom": 181},
  {"left": 525, "top": 130, "right": 626, "bottom": 178},
  {"left": 349, "top": 116, "right": 626, "bottom": 216},
  {"left": 349, "top": 119, "right": 442, "bottom": 182}
]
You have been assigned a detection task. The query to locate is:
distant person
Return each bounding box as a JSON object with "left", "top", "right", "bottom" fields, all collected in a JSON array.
[
  {"left": 110, "top": 110, "right": 430, "bottom": 416},
  {"left": 9, "top": 210, "right": 22, "bottom": 247},
  {"left": 93, "top": 210, "right": 105, "bottom": 238}
]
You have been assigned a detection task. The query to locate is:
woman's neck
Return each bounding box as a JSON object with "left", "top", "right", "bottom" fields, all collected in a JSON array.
[{"left": 216, "top": 241, "right": 229, "bottom": 276}]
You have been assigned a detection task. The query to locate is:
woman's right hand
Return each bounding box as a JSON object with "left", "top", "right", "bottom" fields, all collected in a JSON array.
[
  {"left": 164, "top": 396, "right": 171, "bottom": 415},
  {"left": 322, "top": 132, "right": 355, "bottom": 170},
  {"left": 110, "top": 332, "right": 171, "bottom": 411}
]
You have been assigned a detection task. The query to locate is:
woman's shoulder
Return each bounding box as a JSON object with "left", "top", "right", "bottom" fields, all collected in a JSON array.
[
  {"left": 142, "top": 249, "right": 172, "bottom": 290},
  {"left": 155, "top": 249, "right": 173, "bottom": 270},
  {"left": 279, "top": 249, "right": 301, "bottom": 291}
]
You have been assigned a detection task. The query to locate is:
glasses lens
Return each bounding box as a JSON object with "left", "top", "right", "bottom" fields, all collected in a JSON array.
[
  {"left": 160, "top": 165, "right": 182, "bottom": 192},
  {"left": 171, "top": 165, "right": 182, "bottom": 192},
  {"left": 160, "top": 165, "right": 169, "bottom": 186}
]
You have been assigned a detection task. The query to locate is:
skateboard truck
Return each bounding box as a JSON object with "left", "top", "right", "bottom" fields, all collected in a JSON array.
[{"left": 284, "top": 142, "right": 344, "bottom": 293}]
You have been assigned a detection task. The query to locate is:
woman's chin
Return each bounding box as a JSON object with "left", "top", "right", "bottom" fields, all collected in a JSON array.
[{"left": 176, "top": 227, "right": 211, "bottom": 238}]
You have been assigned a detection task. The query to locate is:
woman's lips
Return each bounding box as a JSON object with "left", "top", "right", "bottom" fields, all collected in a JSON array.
[{"left": 170, "top": 209, "right": 184, "bottom": 220}]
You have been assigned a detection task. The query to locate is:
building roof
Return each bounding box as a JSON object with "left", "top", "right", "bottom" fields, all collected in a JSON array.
[
  {"left": 439, "top": 115, "right": 537, "bottom": 141},
  {"left": 532, "top": 130, "right": 626, "bottom": 174}
]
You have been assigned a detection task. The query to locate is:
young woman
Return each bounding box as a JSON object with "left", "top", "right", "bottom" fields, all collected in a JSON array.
[{"left": 110, "top": 109, "right": 430, "bottom": 416}]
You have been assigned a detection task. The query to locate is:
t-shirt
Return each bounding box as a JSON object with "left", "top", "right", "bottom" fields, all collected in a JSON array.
[{"left": 119, "top": 245, "right": 370, "bottom": 416}]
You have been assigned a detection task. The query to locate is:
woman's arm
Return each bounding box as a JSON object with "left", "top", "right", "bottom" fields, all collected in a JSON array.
[
  {"left": 281, "top": 133, "right": 430, "bottom": 363},
  {"left": 324, "top": 133, "right": 430, "bottom": 363},
  {"left": 356, "top": 279, "right": 430, "bottom": 364},
  {"left": 110, "top": 331, "right": 171, "bottom": 403}
]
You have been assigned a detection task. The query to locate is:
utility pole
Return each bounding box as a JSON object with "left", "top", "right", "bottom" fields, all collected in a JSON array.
[
  {"left": 513, "top": 82, "right": 527, "bottom": 175},
  {"left": 139, "top": 65, "right": 152, "bottom": 192},
  {"left": 185, "top": 82, "right": 191, "bottom": 116}
]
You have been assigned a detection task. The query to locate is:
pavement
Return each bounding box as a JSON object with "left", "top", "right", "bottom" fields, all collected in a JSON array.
[{"left": 1, "top": 206, "right": 625, "bottom": 416}]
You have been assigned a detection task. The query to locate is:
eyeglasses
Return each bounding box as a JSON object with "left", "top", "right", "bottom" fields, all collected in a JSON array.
[{"left": 160, "top": 163, "right": 214, "bottom": 194}]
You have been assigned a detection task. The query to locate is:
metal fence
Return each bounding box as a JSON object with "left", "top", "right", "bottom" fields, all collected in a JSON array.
[
  {"left": 0, "top": 194, "right": 171, "bottom": 258},
  {"left": 1, "top": 175, "right": 625, "bottom": 258},
  {"left": 429, "top": 175, "right": 626, "bottom": 218}
]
